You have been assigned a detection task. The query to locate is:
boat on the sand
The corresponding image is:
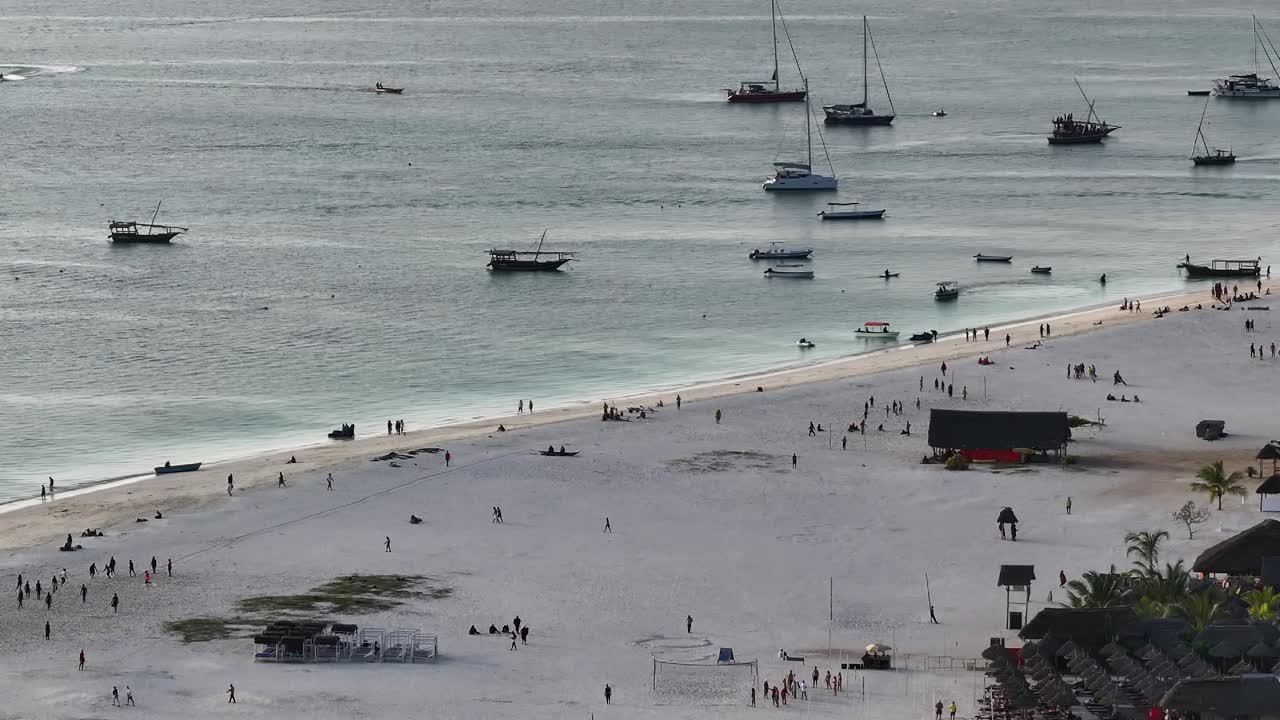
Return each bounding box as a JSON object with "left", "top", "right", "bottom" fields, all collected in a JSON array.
[
  {"left": 909, "top": 332, "right": 935, "bottom": 343},
  {"left": 155, "top": 462, "right": 202, "bottom": 474},
  {"left": 1179, "top": 259, "right": 1261, "bottom": 277}
]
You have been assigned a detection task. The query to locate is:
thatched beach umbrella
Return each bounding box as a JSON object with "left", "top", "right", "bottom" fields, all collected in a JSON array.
[
  {"left": 1247, "top": 641, "right": 1280, "bottom": 658},
  {"left": 1208, "top": 640, "right": 1243, "bottom": 659},
  {"left": 998, "top": 507, "right": 1019, "bottom": 524}
]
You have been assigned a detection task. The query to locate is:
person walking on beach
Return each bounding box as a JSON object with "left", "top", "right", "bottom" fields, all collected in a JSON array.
[
  {"left": 384, "top": 536, "right": 392, "bottom": 552},
  {"left": 387, "top": 419, "right": 393, "bottom": 435},
  {"left": 80, "top": 584, "right": 87, "bottom": 603},
  {"left": 714, "top": 409, "right": 721, "bottom": 424},
  {"left": 950, "top": 701, "right": 958, "bottom": 719},
  {"left": 126, "top": 686, "right": 134, "bottom": 706},
  {"left": 111, "top": 592, "right": 119, "bottom": 613},
  {"left": 45, "top": 620, "right": 50, "bottom": 640},
  {"left": 1059, "top": 570, "right": 1067, "bottom": 587},
  {"left": 1005, "top": 333, "right": 1011, "bottom": 347},
  {"left": 604, "top": 684, "right": 612, "bottom": 705},
  {"left": 751, "top": 686, "right": 756, "bottom": 707},
  {"left": 326, "top": 473, "right": 334, "bottom": 490},
  {"left": 128, "top": 560, "right": 135, "bottom": 578},
  {"left": 941, "top": 361, "right": 947, "bottom": 376},
  {"left": 79, "top": 649, "right": 85, "bottom": 671},
  {"left": 930, "top": 605, "right": 939, "bottom": 624},
  {"left": 40, "top": 485, "right": 46, "bottom": 502},
  {"left": 842, "top": 435, "right": 847, "bottom": 450},
  {"left": 676, "top": 394, "right": 681, "bottom": 410},
  {"left": 518, "top": 400, "right": 524, "bottom": 415},
  {"left": 528, "top": 400, "right": 533, "bottom": 413},
  {"left": 227, "top": 684, "right": 236, "bottom": 703},
  {"left": 791, "top": 453, "right": 797, "bottom": 469},
  {"left": 45, "top": 592, "right": 52, "bottom": 610},
  {"left": 936, "top": 700, "right": 944, "bottom": 720},
  {"left": 444, "top": 450, "right": 451, "bottom": 467},
  {"left": 809, "top": 421, "right": 816, "bottom": 436},
  {"left": 112, "top": 686, "right": 121, "bottom": 707},
  {"left": 687, "top": 614, "right": 693, "bottom": 633},
  {"left": 604, "top": 517, "right": 611, "bottom": 533},
  {"left": 1065, "top": 497, "right": 1072, "bottom": 515},
  {"left": 227, "top": 474, "right": 234, "bottom": 496},
  {"left": 167, "top": 558, "right": 172, "bottom": 577},
  {"left": 277, "top": 472, "right": 286, "bottom": 488}
]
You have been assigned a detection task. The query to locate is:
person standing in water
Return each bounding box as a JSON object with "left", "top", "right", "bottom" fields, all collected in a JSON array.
[{"left": 384, "top": 536, "right": 391, "bottom": 552}]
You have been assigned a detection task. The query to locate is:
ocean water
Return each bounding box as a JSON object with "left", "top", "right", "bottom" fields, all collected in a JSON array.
[{"left": 1, "top": 0, "right": 1277, "bottom": 501}]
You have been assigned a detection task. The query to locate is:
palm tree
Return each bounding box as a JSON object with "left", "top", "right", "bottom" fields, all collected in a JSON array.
[
  {"left": 1179, "top": 591, "right": 1226, "bottom": 633},
  {"left": 1245, "top": 587, "right": 1280, "bottom": 623},
  {"left": 1190, "top": 461, "right": 1248, "bottom": 510},
  {"left": 1133, "top": 596, "right": 1171, "bottom": 620},
  {"left": 1124, "top": 529, "right": 1169, "bottom": 573},
  {"left": 1134, "top": 560, "right": 1192, "bottom": 605},
  {"left": 1064, "top": 566, "right": 1131, "bottom": 608}
]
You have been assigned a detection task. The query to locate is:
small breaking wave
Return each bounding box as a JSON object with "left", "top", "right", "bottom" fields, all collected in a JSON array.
[{"left": 0, "top": 63, "right": 83, "bottom": 80}]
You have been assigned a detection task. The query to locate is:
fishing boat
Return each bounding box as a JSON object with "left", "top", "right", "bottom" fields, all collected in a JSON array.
[
  {"left": 818, "top": 202, "right": 885, "bottom": 220},
  {"left": 974, "top": 254, "right": 1012, "bottom": 263},
  {"left": 879, "top": 270, "right": 899, "bottom": 279},
  {"left": 909, "top": 332, "right": 935, "bottom": 343},
  {"left": 374, "top": 82, "right": 403, "bottom": 94},
  {"left": 797, "top": 337, "right": 816, "bottom": 348},
  {"left": 764, "top": 80, "right": 839, "bottom": 191},
  {"left": 108, "top": 201, "right": 188, "bottom": 243},
  {"left": 1213, "top": 16, "right": 1280, "bottom": 98},
  {"left": 1180, "top": 259, "right": 1261, "bottom": 278},
  {"left": 855, "top": 321, "right": 898, "bottom": 339},
  {"left": 154, "top": 462, "right": 202, "bottom": 475},
  {"left": 1187, "top": 90, "right": 1211, "bottom": 96},
  {"left": 1030, "top": 266, "right": 1052, "bottom": 274},
  {"left": 934, "top": 281, "right": 959, "bottom": 301},
  {"left": 764, "top": 268, "right": 814, "bottom": 279},
  {"left": 749, "top": 242, "right": 812, "bottom": 260},
  {"left": 1190, "top": 95, "right": 1236, "bottom": 165},
  {"left": 823, "top": 16, "right": 895, "bottom": 126},
  {"left": 487, "top": 230, "right": 575, "bottom": 271},
  {"left": 1048, "top": 77, "right": 1119, "bottom": 144},
  {"left": 726, "top": 0, "right": 806, "bottom": 103}
]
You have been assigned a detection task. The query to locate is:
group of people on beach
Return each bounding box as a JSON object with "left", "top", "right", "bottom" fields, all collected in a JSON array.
[
  {"left": 387, "top": 419, "right": 407, "bottom": 435},
  {"left": 757, "top": 666, "right": 844, "bottom": 708},
  {"left": 516, "top": 400, "right": 534, "bottom": 415},
  {"left": 962, "top": 327, "right": 991, "bottom": 342}
]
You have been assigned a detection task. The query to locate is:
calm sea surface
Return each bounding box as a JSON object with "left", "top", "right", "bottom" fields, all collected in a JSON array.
[{"left": 1, "top": 0, "right": 1277, "bottom": 500}]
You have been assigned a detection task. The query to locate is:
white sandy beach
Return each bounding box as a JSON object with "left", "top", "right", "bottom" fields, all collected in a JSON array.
[{"left": 3, "top": 283, "right": 1279, "bottom": 718}]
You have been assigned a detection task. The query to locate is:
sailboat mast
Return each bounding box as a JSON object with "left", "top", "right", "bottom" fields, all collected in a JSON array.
[
  {"left": 534, "top": 229, "right": 547, "bottom": 261},
  {"left": 149, "top": 201, "right": 162, "bottom": 227},
  {"left": 1255, "top": 15, "right": 1260, "bottom": 77},
  {"left": 1193, "top": 95, "right": 1210, "bottom": 156},
  {"left": 772, "top": 0, "right": 780, "bottom": 91},
  {"left": 805, "top": 78, "right": 812, "bottom": 167},
  {"left": 1074, "top": 76, "right": 1101, "bottom": 125},
  {"left": 862, "top": 16, "right": 869, "bottom": 107}
]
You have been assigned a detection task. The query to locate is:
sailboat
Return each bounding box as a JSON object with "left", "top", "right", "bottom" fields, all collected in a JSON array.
[
  {"left": 108, "top": 201, "right": 188, "bottom": 243},
  {"left": 487, "top": 230, "right": 575, "bottom": 271},
  {"left": 1047, "top": 77, "right": 1119, "bottom": 144},
  {"left": 726, "top": 0, "right": 807, "bottom": 103},
  {"left": 763, "top": 80, "right": 838, "bottom": 191},
  {"left": 823, "top": 16, "right": 896, "bottom": 126},
  {"left": 1190, "top": 96, "right": 1236, "bottom": 165},
  {"left": 1214, "top": 15, "right": 1280, "bottom": 98}
]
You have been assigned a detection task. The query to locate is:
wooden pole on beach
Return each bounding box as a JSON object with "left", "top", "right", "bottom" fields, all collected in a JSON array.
[
  {"left": 828, "top": 576, "right": 833, "bottom": 659},
  {"left": 925, "top": 573, "right": 932, "bottom": 618}
]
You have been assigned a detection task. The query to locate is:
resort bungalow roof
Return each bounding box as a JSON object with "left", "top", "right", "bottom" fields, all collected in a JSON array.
[
  {"left": 1192, "top": 519, "right": 1280, "bottom": 576},
  {"left": 1019, "top": 607, "right": 1141, "bottom": 649},
  {"left": 927, "top": 410, "right": 1069, "bottom": 451},
  {"left": 1159, "top": 674, "right": 1280, "bottom": 718}
]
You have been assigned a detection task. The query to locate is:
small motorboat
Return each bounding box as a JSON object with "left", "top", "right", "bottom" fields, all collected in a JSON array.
[
  {"left": 909, "top": 332, "right": 935, "bottom": 343},
  {"left": 155, "top": 462, "right": 202, "bottom": 475},
  {"left": 1187, "top": 90, "right": 1211, "bottom": 96},
  {"left": 539, "top": 449, "right": 580, "bottom": 457},
  {"left": 328, "top": 423, "right": 355, "bottom": 440},
  {"left": 934, "top": 281, "right": 960, "bottom": 301},
  {"left": 750, "top": 242, "right": 813, "bottom": 260},
  {"left": 818, "top": 202, "right": 886, "bottom": 220},
  {"left": 974, "top": 253, "right": 1012, "bottom": 263},
  {"left": 764, "top": 268, "right": 814, "bottom": 279},
  {"left": 854, "top": 321, "right": 898, "bottom": 339},
  {"left": 932, "top": 109, "right": 947, "bottom": 117},
  {"left": 797, "top": 338, "right": 816, "bottom": 348},
  {"left": 1030, "top": 266, "right": 1052, "bottom": 274},
  {"left": 375, "top": 83, "right": 403, "bottom": 94}
]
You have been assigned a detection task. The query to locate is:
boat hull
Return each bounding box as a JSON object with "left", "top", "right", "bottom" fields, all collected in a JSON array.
[
  {"left": 763, "top": 269, "right": 814, "bottom": 279},
  {"left": 763, "top": 175, "right": 838, "bottom": 191},
  {"left": 1187, "top": 90, "right": 1211, "bottom": 96},
  {"left": 934, "top": 292, "right": 959, "bottom": 301},
  {"left": 1031, "top": 267, "right": 1052, "bottom": 274},
  {"left": 375, "top": 88, "right": 403, "bottom": 94},
  {"left": 1192, "top": 155, "right": 1236, "bottom": 166},
  {"left": 1047, "top": 134, "right": 1107, "bottom": 145},
  {"left": 855, "top": 331, "right": 898, "bottom": 339},
  {"left": 819, "top": 209, "right": 885, "bottom": 220},
  {"left": 1213, "top": 88, "right": 1280, "bottom": 98},
  {"left": 727, "top": 90, "right": 806, "bottom": 103},
  {"left": 110, "top": 232, "right": 179, "bottom": 243},
  {"left": 1181, "top": 263, "right": 1260, "bottom": 278},
  {"left": 488, "top": 259, "right": 571, "bottom": 272},
  {"left": 750, "top": 249, "right": 812, "bottom": 260},
  {"left": 155, "top": 462, "right": 202, "bottom": 474},
  {"left": 823, "top": 113, "right": 894, "bottom": 126},
  {"left": 974, "top": 255, "right": 1012, "bottom": 263}
]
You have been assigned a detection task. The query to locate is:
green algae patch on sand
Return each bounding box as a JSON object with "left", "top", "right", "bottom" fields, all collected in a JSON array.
[
  {"left": 165, "top": 617, "right": 250, "bottom": 643},
  {"left": 236, "top": 574, "right": 450, "bottom": 615}
]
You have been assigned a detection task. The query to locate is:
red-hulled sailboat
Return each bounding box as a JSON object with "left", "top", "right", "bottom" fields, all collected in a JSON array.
[{"left": 726, "top": 0, "right": 806, "bottom": 103}]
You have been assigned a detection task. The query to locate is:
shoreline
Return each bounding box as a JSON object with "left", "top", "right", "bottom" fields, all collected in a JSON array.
[{"left": 0, "top": 279, "right": 1252, "bottom": 549}]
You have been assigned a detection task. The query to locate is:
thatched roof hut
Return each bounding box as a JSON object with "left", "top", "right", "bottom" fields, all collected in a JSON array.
[
  {"left": 1159, "top": 674, "right": 1280, "bottom": 719},
  {"left": 1256, "top": 442, "right": 1280, "bottom": 477},
  {"left": 1257, "top": 475, "right": 1280, "bottom": 512},
  {"left": 1019, "top": 608, "right": 1141, "bottom": 651},
  {"left": 1193, "top": 520, "right": 1280, "bottom": 576}
]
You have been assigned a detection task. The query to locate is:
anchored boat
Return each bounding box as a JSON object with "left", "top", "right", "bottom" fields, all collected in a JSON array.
[
  {"left": 934, "top": 281, "right": 959, "bottom": 301},
  {"left": 108, "top": 201, "right": 188, "bottom": 244},
  {"left": 818, "top": 202, "right": 885, "bottom": 220},
  {"left": 823, "top": 16, "right": 896, "bottom": 126},
  {"left": 1048, "top": 77, "right": 1119, "bottom": 144},
  {"left": 1190, "top": 95, "right": 1236, "bottom": 165},
  {"left": 764, "top": 268, "right": 814, "bottom": 279},
  {"left": 1179, "top": 259, "right": 1261, "bottom": 277},
  {"left": 749, "top": 242, "right": 813, "bottom": 260},
  {"left": 726, "top": 0, "right": 807, "bottom": 103},
  {"left": 974, "top": 254, "right": 1012, "bottom": 263},
  {"left": 855, "top": 321, "right": 898, "bottom": 339},
  {"left": 1213, "top": 16, "right": 1280, "bottom": 98},
  {"left": 763, "top": 80, "right": 838, "bottom": 191},
  {"left": 487, "top": 230, "right": 575, "bottom": 271}
]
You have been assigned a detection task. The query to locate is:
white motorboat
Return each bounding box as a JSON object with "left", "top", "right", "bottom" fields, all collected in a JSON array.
[
  {"left": 818, "top": 202, "right": 885, "bottom": 220},
  {"left": 764, "top": 268, "right": 814, "bottom": 279},
  {"left": 934, "top": 281, "right": 959, "bottom": 301},
  {"left": 749, "top": 242, "right": 813, "bottom": 260},
  {"left": 764, "top": 79, "right": 839, "bottom": 191},
  {"left": 797, "top": 338, "right": 816, "bottom": 348},
  {"left": 854, "top": 321, "right": 898, "bottom": 339},
  {"left": 932, "top": 109, "right": 947, "bottom": 117}
]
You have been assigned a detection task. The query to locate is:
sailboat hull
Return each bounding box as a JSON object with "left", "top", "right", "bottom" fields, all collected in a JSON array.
[
  {"left": 727, "top": 89, "right": 806, "bottom": 103},
  {"left": 763, "top": 175, "right": 838, "bottom": 191},
  {"left": 1192, "top": 155, "right": 1236, "bottom": 166},
  {"left": 823, "top": 112, "right": 894, "bottom": 126}
]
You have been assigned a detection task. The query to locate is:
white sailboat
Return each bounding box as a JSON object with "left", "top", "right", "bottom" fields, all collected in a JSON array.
[
  {"left": 763, "top": 79, "right": 839, "bottom": 191},
  {"left": 1214, "top": 15, "right": 1280, "bottom": 98}
]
